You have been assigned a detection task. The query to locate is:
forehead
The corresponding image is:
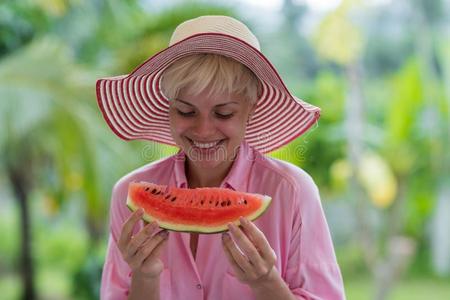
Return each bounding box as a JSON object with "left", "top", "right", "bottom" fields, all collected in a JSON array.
[{"left": 174, "top": 88, "right": 248, "bottom": 108}]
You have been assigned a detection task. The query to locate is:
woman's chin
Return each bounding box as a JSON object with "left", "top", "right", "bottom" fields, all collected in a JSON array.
[{"left": 186, "top": 150, "right": 231, "bottom": 170}]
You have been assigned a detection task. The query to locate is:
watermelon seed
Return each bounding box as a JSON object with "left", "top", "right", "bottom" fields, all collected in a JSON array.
[
  {"left": 151, "top": 188, "right": 157, "bottom": 194},
  {"left": 209, "top": 201, "right": 212, "bottom": 204},
  {"left": 155, "top": 191, "right": 161, "bottom": 195},
  {"left": 244, "top": 199, "right": 247, "bottom": 205},
  {"left": 145, "top": 187, "right": 149, "bottom": 191},
  {"left": 221, "top": 201, "right": 226, "bottom": 207},
  {"left": 215, "top": 201, "right": 219, "bottom": 206},
  {"left": 227, "top": 200, "right": 231, "bottom": 206},
  {"left": 201, "top": 200, "right": 204, "bottom": 205},
  {"left": 165, "top": 195, "right": 171, "bottom": 200},
  {"left": 171, "top": 197, "right": 177, "bottom": 202}
]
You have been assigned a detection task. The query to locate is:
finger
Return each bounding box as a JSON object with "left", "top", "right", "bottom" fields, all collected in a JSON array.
[
  {"left": 119, "top": 208, "right": 144, "bottom": 249},
  {"left": 222, "top": 231, "right": 253, "bottom": 274},
  {"left": 131, "top": 230, "right": 169, "bottom": 268},
  {"left": 139, "top": 237, "right": 168, "bottom": 276},
  {"left": 228, "top": 222, "right": 263, "bottom": 267},
  {"left": 143, "top": 231, "right": 169, "bottom": 263},
  {"left": 126, "top": 221, "right": 159, "bottom": 257},
  {"left": 222, "top": 234, "right": 246, "bottom": 278},
  {"left": 238, "top": 217, "right": 258, "bottom": 245},
  {"left": 239, "top": 217, "right": 276, "bottom": 263}
]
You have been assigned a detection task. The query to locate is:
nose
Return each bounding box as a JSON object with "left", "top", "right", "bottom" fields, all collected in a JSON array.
[{"left": 192, "top": 115, "right": 216, "bottom": 137}]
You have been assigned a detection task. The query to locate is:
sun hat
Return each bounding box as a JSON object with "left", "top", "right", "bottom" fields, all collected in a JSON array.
[{"left": 96, "top": 15, "right": 320, "bottom": 154}]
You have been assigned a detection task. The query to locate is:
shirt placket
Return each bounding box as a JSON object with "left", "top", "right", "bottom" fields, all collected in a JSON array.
[{"left": 180, "top": 232, "right": 205, "bottom": 299}]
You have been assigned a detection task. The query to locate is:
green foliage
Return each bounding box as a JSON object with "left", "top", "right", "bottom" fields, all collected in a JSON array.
[
  {"left": 0, "top": 207, "right": 20, "bottom": 270},
  {"left": 404, "top": 176, "right": 435, "bottom": 238},
  {"left": 111, "top": 2, "right": 235, "bottom": 74},
  {"left": 281, "top": 71, "right": 347, "bottom": 194},
  {"left": 34, "top": 219, "right": 88, "bottom": 274},
  {"left": 386, "top": 58, "right": 423, "bottom": 147}
]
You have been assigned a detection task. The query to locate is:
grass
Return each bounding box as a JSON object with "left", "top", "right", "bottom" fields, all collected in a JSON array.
[{"left": 345, "top": 276, "right": 450, "bottom": 300}]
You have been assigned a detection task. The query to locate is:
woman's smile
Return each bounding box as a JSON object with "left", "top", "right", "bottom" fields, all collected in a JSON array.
[{"left": 187, "top": 137, "right": 227, "bottom": 149}]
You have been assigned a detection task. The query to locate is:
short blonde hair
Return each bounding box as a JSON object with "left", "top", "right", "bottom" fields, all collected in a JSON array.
[{"left": 160, "top": 54, "right": 261, "bottom": 104}]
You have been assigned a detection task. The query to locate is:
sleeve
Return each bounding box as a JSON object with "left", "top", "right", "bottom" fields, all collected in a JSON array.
[
  {"left": 100, "top": 182, "right": 134, "bottom": 300},
  {"left": 284, "top": 173, "right": 346, "bottom": 300}
]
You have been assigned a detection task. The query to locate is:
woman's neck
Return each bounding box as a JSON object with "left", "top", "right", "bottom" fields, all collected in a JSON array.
[{"left": 185, "top": 159, "right": 233, "bottom": 188}]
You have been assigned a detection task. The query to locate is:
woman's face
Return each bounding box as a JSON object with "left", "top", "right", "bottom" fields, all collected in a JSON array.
[{"left": 169, "top": 87, "right": 255, "bottom": 170}]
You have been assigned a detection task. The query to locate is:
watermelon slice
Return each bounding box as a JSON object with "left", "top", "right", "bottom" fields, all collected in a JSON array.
[{"left": 126, "top": 181, "right": 272, "bottom": 233}]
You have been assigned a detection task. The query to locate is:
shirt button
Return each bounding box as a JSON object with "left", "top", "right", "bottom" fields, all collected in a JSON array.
[{"left": 196, "top": 284, "right": 202, "bottom": 289}]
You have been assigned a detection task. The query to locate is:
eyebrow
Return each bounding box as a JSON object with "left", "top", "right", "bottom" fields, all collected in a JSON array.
[{"left": 175, "top": 98, "right": 239, "bottom": 107}]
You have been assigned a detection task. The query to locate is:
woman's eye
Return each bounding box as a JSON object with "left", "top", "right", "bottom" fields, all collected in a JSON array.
[
  {"left": 176, "top": 110, "right": 195, "bottom": 117},
  {"left": 215, "top": 112, "right": 233, "bottom": 119}
]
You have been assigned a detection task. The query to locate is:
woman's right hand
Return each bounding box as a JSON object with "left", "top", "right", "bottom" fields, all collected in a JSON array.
[{"left": 118, "top": 208, "right": 169, "bottom": 279}]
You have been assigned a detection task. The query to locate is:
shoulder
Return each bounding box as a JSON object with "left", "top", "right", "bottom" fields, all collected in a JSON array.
[
  {"left": 249, "top": 151, "right": 323, "bottom": 234},
  {"left": 253, "top": 151, "right": 318, "bottom": 195}
]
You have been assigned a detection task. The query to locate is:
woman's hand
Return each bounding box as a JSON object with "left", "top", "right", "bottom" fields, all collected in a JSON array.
[
  {"left": 118, "top": 208, "right": 169, "bottom": 279},
  {"left": 221, "top": 216, "right": 278, "bottom": 288}
]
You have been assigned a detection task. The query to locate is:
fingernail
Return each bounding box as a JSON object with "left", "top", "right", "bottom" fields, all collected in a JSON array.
[
  {"left": 159, "top": 230, "right": 169, "bottom": 238},
  {"left": 222, "top": 232, "right": 230, "bottom": 240}
]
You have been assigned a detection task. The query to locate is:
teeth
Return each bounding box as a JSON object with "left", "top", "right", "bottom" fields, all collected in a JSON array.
[{"left": 192, "top": 140, "right": 222, "bottom": 148}]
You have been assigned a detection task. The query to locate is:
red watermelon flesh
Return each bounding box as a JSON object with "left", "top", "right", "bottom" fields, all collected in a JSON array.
[{"left": 126, "top": 181, "right": 272, "bottom": 233}]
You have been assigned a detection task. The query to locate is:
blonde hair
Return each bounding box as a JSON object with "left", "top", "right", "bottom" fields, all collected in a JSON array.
[{"left": 160, "top": 54, "right": 261, "bottom": 104}]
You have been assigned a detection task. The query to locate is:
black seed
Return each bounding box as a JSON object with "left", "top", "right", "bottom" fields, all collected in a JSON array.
[
  {"left": 209, "top": 201, "right": 212, "bottom": 204},
  {"left": 227, "top": 200, "right": 231, "bottom": 206},
  {"left": 145, "top": 187, "right": 149, "bottom": 191},
  {"left": 201, "top": 200, "right": 204, "bottom": 205},
  {"left": 165, "top": 195, "right": 171, "bottom": 200},
  {"left": 244, "top": 199, "right": 247, "bottom": 205},
  {"left": 215, "top": 201, "right": 219, "bottom": 206},
  {"left": 221, "top": 201, "right": 226, "bottom": 207},
  {"left": 171, "top": 197, "right": 177, "bottom": 202},
  {"left": 151, "top": 188, "right": 157, "bottom": 194},
  {"left": 155, "top": 191, "right": 161, "bottom": 195}
]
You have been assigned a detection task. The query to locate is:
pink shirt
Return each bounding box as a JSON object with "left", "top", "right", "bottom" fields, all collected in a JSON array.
[{"left": 101, "top": 140, "right": 345, "bottom": 299}]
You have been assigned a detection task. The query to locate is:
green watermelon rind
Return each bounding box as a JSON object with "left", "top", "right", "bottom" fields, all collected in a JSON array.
[{"left": 126, "top": 193, "right": 272, "bottom": 234}]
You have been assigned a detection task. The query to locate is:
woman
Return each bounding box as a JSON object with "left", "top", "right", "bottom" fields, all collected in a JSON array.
[{"left": 97, "top": 15, "right": 345, "bottom": 300}]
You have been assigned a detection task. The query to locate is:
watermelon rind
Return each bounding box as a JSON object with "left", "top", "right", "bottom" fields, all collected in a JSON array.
[{"left": 126, "top": 193, "right": 272, "bottom": 234}]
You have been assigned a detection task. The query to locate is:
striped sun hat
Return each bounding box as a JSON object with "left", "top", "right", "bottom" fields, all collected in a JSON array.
[{"left": 96, "top": 15, "right": 320, "bottom": 154}]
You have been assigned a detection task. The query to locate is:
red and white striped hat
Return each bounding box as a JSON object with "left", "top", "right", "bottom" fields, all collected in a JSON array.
[{"left": 96, "top": 15, "right": 320, "bottom": 154}]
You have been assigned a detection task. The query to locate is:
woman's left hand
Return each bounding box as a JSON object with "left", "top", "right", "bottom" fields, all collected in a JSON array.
[{"left": 221, "top": 216, "right": 278, "bottom": 288}]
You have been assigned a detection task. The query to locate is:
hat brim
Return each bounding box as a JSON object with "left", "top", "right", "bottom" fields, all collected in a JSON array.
[{"left": 96, "top": 33, "right": 320, "bottom": 154}]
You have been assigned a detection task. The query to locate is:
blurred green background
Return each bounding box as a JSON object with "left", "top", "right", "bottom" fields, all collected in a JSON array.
[{"left": 1, "top": 0, "right": 449, "bottom": 299}]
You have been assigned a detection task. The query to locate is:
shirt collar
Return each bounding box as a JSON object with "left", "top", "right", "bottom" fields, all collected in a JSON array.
[{"left": 172, "top": 140, "right": 254, "bottom": 191}]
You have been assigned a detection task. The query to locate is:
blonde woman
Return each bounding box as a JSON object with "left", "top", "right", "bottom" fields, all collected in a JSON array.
[{"left": 97, "top": 16, "right": 345, "bottom": 300}]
